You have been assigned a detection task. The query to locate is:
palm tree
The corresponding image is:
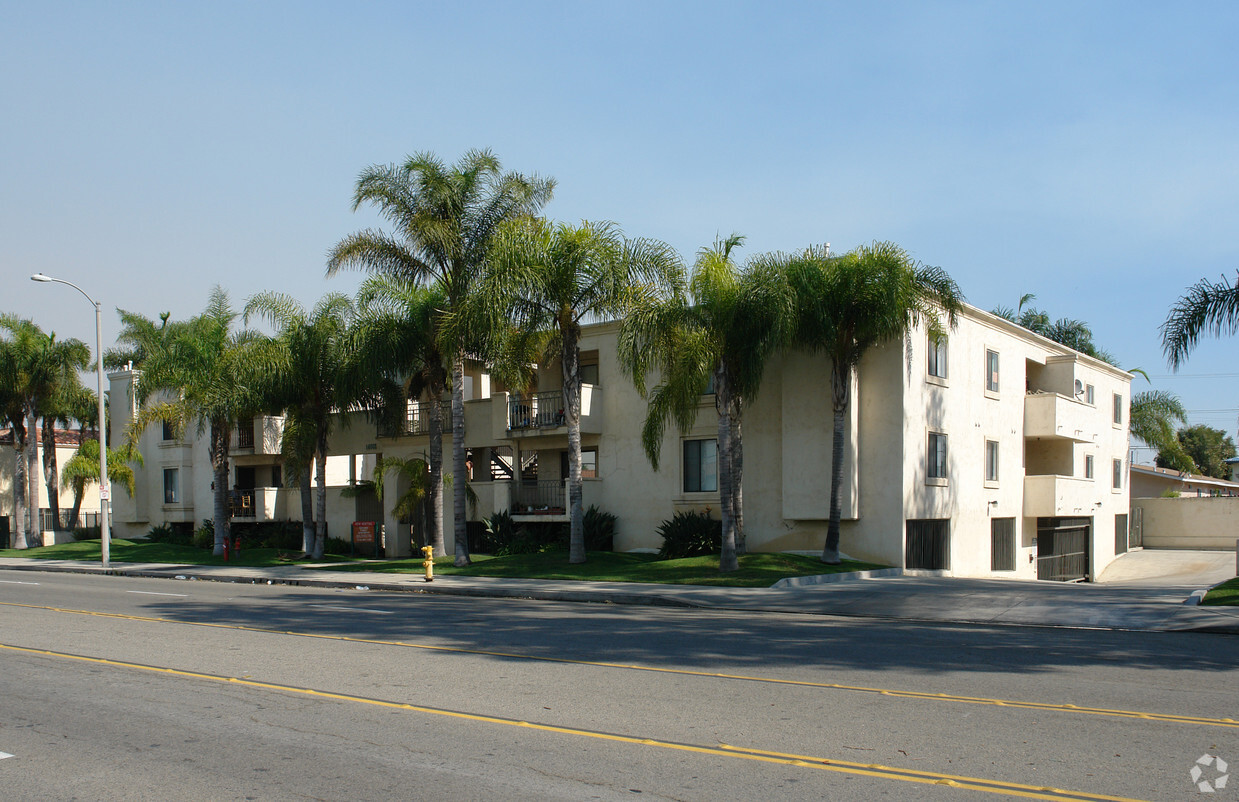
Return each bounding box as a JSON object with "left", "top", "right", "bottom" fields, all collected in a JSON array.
[
  {"left": 244, "top": 292, "right": 364, "bottom": 560},
  {"left": 0, "top": 317, "right": 90, "bottom": 546},
  {"left": 36, "top": 345, "right": 91, "bottom": 535},
  {"left": 351, "top": 275, "right": 450, "bottom": 556},
  {"left": 116, "top": 289, "right": 258, "bottom": 556},
  {"left": 781, "top": 241, "right": 964, "bottom": 564},
  {"left": 1162, "top": 271, "right": 1239, "bottom": 368},
  {"left": 619, "top": 235, "right": 788, "bottom": 571},
  {"left": 992, "top": 293, "right": 1116, "bottom": 364},
  {"left": 486, "top": 218, "right": 682, "bottom": 564},
  {"left": 327, "top": 149, "right": 554, "bottom": 566},
  {"left": 61, "top": 437, "right": 140, "bottom": 529}
]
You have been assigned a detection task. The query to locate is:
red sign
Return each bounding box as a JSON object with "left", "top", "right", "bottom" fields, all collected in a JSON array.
[{"left": 352, "top": 521, "right": 376, "bottom": 544}]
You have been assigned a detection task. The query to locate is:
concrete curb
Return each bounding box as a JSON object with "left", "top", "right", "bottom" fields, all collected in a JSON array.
[{"left": 772, "top": 568, "right": 950, "bottom": 588}]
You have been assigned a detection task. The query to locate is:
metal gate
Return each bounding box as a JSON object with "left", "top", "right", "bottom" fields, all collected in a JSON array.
[
  {"left": 905, "top": 519, "right": 950, "bottom": 570},
  {"left": 1036, "top": 517, "right": 1091, "bottom": 582},
  {"left": 1129, "top": 507, "right": 1143, "bottom": 548},
  {"left": 0, "top": 516, "right": 8, "bottom": 549}
]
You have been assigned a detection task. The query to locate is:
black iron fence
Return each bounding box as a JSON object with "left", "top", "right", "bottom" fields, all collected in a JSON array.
[
  {"left": 508, "top": 391, "right": 564, "bottom": 430},
  {"left": 512, "top": 480, "right": 566, "bottom": 515},
  {"left": 39, "top": 509, "right": 100, "bottom": 531}
]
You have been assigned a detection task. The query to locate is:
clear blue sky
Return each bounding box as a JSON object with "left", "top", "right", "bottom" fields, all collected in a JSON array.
[{"left": 4, "top": 1, "right": 1238, "bottom": 459}]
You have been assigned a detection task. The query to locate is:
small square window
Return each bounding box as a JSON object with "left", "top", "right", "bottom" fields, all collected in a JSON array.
[
  {"left": 985, "top": 440, "right": 1000, "bottom": 483},
  {"left": 928, "top": 335, "right": 948, "bottom": 379},
  {"left": 986, "top": 350, "right": 1000, "bottom": 393},
  {"left": 683, "top": 439, "right": 717, "bottom": 493},
  {"left": 580, "top": 363, "right": 599, "bottom": 386},
  {"left": 1085, "top": 454, "right": 1095, "bottom": 479},
  {"left": 928, "top": 432, "right": 948, "bottom": 480},
  {"left": 163, "top": 468, "right": 180, "bottom": 504},
  {"left": 162, "top": 420, "right": 174, "bottom": 441},
  {"left": 1113, "top": 393, "right": 1123, "bottom": 425},
  {"left": 1112, "top": 459, "right": 1123, "bottom": 490}
]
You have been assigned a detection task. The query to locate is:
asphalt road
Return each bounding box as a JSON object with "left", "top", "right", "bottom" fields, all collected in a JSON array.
[{"left": 1, "top": 569, "right": 1236, "bottom": 800}]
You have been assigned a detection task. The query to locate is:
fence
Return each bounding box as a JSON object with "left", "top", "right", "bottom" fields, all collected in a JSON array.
[
  {"left": 39, "top": 509, "right": 100, "bottom": 532},
  {"left": 512, "top": 481, "right": 566, "bottom": 514}
]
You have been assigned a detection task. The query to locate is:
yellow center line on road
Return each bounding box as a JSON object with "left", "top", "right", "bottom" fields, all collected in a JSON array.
[
  {"left": 0, "top": 641, "right": 1148, "bottom": 802},
  {"left": 2, "top": 600, "right": 1234, "bottom": 730}
]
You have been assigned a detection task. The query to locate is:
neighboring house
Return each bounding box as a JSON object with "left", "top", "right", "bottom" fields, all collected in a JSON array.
[
  {"left": 106, "top": 302, "right": 1133, "bottom": 581},
  {"left": 0, "top": 427, "right": 103, "bottom": 546},
  {"left": 1129, "top": 463, "right": 1239, "bottom": 498},
  {"left": 1226, "top": 456, "right": 1239, "bottom": 483}
]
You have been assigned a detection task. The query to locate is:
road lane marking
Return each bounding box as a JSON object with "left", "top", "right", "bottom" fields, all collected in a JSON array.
[
  {"left": 2, "top": 600, "right": 1233, "bottom": 730},
  {"left": 126, "top": 591, "right": 188, "bottom": 597},
  {"left": 0, "top": 752, "right": 13, "bottom": 760},
  {"left": 309, "top": 605, "right": 393, "bottom": 615},
  {"left": 0, "top": 642, "right": 1148, "bottom": 802},
  {"left": 0, "top": 580, "right": 39, "bottom": 585}
]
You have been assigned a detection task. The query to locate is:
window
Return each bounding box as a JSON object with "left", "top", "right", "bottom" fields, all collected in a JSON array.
[
  {"left": 991, "top": 518, "right": 1016, "bottom": 571},
  {"left": 1113, "top": 393, "right": 1123, "bottom": 425},
  {"left": 560, "top": 448, "right": 598, "bottom": 479},
  {"left": 1085, "top": 454, "right": 1095, "bottom": 479},
  {"left": 1085, "top": 384, "right": 1095, "bottom": 405},
  {"left": 928, "top": 335, "right": 948, "bottom": 379},
  {"left": 163, "top": 468, "right": 179, "bottom": 504},
  {"left": 1112, "top": 459, "right": 1123, "bottom": 490},
  {"left": 985, "top": 440, "right": 1000, "bottom": 483},
  {"left": 161, "top": 420, "right": 174, "bottom": 441},
  {"left": 580, "top": 363, "right": 599, "bottom": 386},
  {"left": 927, "top": 432, "right": 948, "bottom": 480},
  {"left": 985, "top": 350, "right": 1000, "bottom": 393},
  {"left": 271, "top": 465, "right": 283, "bottom": 488},
  {"left": 703, "top": 373, "right": 716, "bottom": 395},
  {"left": 683, "top": 439, "right": 717, "bottom": 493}
]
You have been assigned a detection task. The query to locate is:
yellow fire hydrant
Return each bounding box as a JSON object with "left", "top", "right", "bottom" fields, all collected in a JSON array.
[{"left": 421, "top": 545, "right": 435, "bottom": 582}]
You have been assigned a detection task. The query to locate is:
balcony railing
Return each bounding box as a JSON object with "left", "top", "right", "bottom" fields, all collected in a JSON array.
[
  {"left": 236, "top": 424, "right": 255, "bottom": 449},
  {"left": 511, "top": 480, "right": 566, "bottom": 514},
  {"left": 508, "top": 391, "right": 565, "bottom": 431},
  {"left": 229, "top": 489, "right": 257, "bottom": 518},
  {"left": 379, "top": 401, "right": 452, "bottom": 438}
]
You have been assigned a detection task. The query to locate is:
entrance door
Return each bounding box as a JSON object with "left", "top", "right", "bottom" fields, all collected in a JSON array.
[{"left": 1036, "top": 517, "right": 1091, "bottom": 581}]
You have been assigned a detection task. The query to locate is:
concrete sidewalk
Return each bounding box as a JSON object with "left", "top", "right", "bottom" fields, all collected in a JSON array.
[{"left": 1, "top": 550, "right": 1236, "bottom": 634}]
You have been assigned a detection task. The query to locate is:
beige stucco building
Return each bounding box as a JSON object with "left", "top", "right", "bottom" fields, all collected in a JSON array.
[
  {"left": 1, "top": 428, "right": 103, "bottom": 546},
  {"left": 101, "top": 303, "right": 1133, "bottom": 581}
]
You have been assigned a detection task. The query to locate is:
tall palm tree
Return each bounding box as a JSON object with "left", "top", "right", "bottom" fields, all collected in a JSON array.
[
  {"left": 486, "top": 218, "right": 682, "bottom": 563},
  {"left": 116, "top": 289, "right": 258, "bottom": 556},
  {"left": 244, "top": 292, "right": 365, "bottom": 560},
  {"left": 351, "top": 275, "right": 450, "bottom": 556},
  {"left": 37, "top": 346, "right": 91, "bottom": 534},
  {"left": 327, "top": 149, "right": 553, "bottom": 566},
  {"left": 1162, "top": 271, "right": 1239, "bottom": 368},
  {"left": 619, "top": 235, "right": 788, "bottom": 571},
  {"left": 0, "top": 317, "right": 90, "bottom": 546},
  {"left": 781, "top": 241, "right": 964, "bottom": 564}
]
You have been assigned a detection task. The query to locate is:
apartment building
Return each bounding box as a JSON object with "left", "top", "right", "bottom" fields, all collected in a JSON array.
[{"left": 103, "top": 302, "right": 1133, "bottom": 581}]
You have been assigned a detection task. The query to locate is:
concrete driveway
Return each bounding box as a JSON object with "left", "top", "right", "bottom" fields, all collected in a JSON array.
[{"left": 1097, "top": 548, "right": 1236, "bottom": 588}]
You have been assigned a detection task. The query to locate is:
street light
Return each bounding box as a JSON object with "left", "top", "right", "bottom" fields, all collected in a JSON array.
[{"left": 30, "top": 273, "right": 111, "bottom": 569}]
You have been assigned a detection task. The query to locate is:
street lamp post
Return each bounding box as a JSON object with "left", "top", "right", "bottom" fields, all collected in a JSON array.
[{"left": 30, "top": 273, "right": 111, "bottom": 569}]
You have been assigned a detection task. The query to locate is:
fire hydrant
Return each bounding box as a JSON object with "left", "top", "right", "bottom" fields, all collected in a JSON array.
[{"left": 421, "top": 545, "right": 435, "bottom": 582}]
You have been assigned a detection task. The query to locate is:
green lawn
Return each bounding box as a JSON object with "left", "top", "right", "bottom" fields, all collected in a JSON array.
[
  {"left": 0, "top": 539, "right": 351, "bottom": 567},
  {"left": 1202, "top": 577, "right": 1239, "bottom": 606},
  {"left": 315, "top": 550, "right": 887, "bottom": 588}
]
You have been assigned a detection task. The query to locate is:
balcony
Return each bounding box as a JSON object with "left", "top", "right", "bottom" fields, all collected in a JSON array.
[
  {"left": 228, "top": 487, "right": 292, "bottom": 521},
  {"left": 511, "top": 480, "right": 568, "bottom": 520},
  {"left": 1023, "top": 475, "right": 1098, "bottom": 517},
  {"left": 230, "top": 416, "right": 284, "bottom": 455},
  {"left": 1024, "top": 393, "right": 1095, "bottom": 443},
  {"left": 378, "top": 400, "right": 453, "bottom": 438},
  {"left": 504, "top": 385, "right": 603, "bottom": 437}
]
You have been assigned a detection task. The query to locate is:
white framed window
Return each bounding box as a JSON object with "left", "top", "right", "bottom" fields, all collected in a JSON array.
[
  {"left": 985, "top": 440, "right": 1000, "bottom": 483},
  {"left": 1085, "top": 454, "right": 1095, "bottom": 479},
  {"left": 928, "top": 335, "right": 948, "bottom": 380},
  {"left": 1113, "top": 393, "right": 1123, "bottom": 425},
  {"left": 928, "top": 432, "right": 948, "bottom": 481},
  {"left": 683, "top": 439, "right": 717, "bottom": 493},
  {"left": 985, "top": 349, "right": 1000, "bottom": 393},
  {"left": 163, "top": 468, "right": 180, "bottom": 504},
  {"left": 1112, "top": 458, "right": 1123, "bottom": 490},
  {"left": 1085, "top": 384, "right": 1095, "bottom": 405}
]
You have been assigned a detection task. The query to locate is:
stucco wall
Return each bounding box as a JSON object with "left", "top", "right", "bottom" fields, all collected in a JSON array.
[{"left": 1133, "top": 497, "right": 1239, "bottom": 549}]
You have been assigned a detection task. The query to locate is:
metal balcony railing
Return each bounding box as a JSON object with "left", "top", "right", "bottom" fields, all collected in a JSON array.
[
  {"left": 378, "top": 401, "right": 452, "bottom": 438},
  {"left": 511, "top": 480, "right": 566, "bottom": 514},
  {"left": 508, "top": 391, "right": 564, "bottom": 430}
]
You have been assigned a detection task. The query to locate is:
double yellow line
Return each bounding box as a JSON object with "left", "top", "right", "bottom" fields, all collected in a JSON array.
[
  {"left": 0, "top": 642, "right": 1147, "bottom": 801},
  {"left": 2, "top": 601, "right": 1234, "bottom": 730}
]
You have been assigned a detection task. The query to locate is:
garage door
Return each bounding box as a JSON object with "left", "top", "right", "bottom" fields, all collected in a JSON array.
[{"left": 1036, "top": 517, "right": 1091, "bottom": 582}]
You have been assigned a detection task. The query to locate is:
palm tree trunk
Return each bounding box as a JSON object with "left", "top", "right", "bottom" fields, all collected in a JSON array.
[
  {"left": 427, "top": 386, "right": 445, "bottom": 557},
  {"left": 563, "top": 324, "right": 585, "bottom": 564},
  {"left": 42, "top": 417, "right": 61, "bottom": 536},
  {"left": 211, "top": 422, "right": 230, "bottom": 557},
  {"left": 26, "top": 409, "right": 42, "bottom": 547},
  {"left": 12, "top": 439, "right": 28, "bottom": 549},
  {"left": 300, "top": 465, "right": 314, "bottom": 555},
  {"left": 715, "top": 367, "right": 737, "bottom": 572},
  {"left": 451, "top": 351, "right": 470, "bottom": 566},
  {"left": 313, "top": 430, "right": 328, "bottom": 560},
  {"left": 730, "top": 406, "right": 744, "bottom": 555},
  {"left": 822, "top": 361, "right": 850, "bottom": 564}
]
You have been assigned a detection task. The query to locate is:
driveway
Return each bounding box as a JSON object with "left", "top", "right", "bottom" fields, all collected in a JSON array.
[{"left": 1096, "top": 547, "right": 1235, "bottom": 588}]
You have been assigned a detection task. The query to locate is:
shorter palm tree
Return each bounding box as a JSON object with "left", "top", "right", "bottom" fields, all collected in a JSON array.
[
  {"left": 1162, "top": 271, "right": 1239, "bottom": 368},
  {"left": 61, "top": 437, "right": 141, "bottom": 528}
]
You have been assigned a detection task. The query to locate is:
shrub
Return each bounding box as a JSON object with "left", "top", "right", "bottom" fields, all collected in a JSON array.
[
  {"left": 73, "top": 526, "right": 101, "bottom": 541},
  {"left": 324, "top": 536, "right": 350, "bottom": 555},
  {"left": 656, "top": 510, "right": 721, "bottom": 559},
  {"left": 479, "top": 511, "right": 517, "bottom": 554},
  {"left": 146, "top": 522, "right": 193, "bottom": 546},
  {"left": 192, "top": 518, "right": 215, "bottom": 550},
  {"left": 583, "top": 505, "right": 616, "bottom": 551}
]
